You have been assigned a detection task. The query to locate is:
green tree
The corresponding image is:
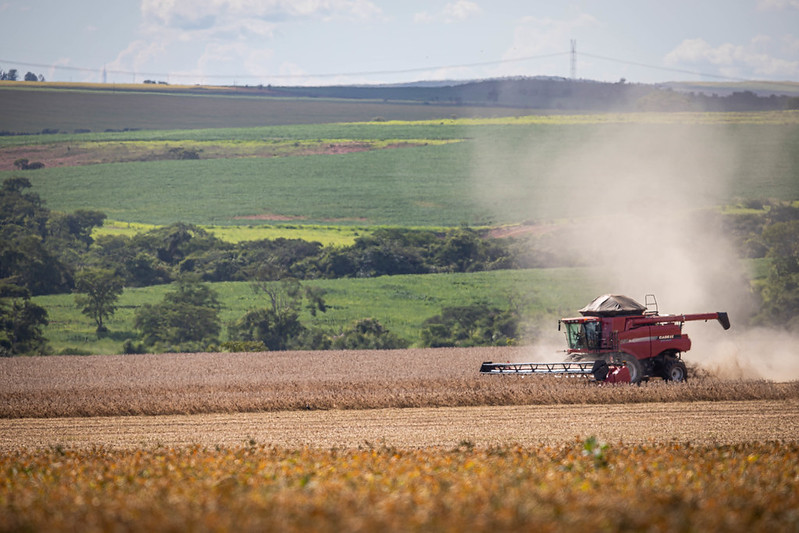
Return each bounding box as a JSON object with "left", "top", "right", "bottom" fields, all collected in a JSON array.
[
  {"left": 228, "top": 307, "right": 303, "bottom": 352},
  {"left": 0, "top": 177, "right": 48, "bottom": 235},
  {"left": 134, "top": 275, "right": 221, "bottom": 351},
  {"left": 330, "top": 318, "right": 408, "bottom": 350},
  {"left": 0, "top": 177, "right": 78, "bottom": 295},
  {"left": 74, "top": 268, "right": 124, "bottom": 335},
  {"left": 756, "top": 219, "right": 799, "bottom": 329},
  {"left": 0, "top": 284, "right": 49, "bottom": 356},
  {"left": 228, "top": 279, "right": 327, "bottom": 351},
  {"left": 0, "top": 225, "right": 72, "bottom": 295},
  {"left": 420, "top": 303, "right": 520, "bottom": 348}
]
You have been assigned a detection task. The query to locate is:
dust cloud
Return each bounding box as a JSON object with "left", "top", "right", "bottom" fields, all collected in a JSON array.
[{"left": 471, "top": 118, "right": 799, "bottom": 380}]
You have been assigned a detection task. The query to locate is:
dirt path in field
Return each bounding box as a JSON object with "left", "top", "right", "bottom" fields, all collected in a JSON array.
[
  {"left": 2, "top": 400, "right": 796, "bottom": 451},
  {"left": 0, "top": 140, "right": 422, "bottom": 170}
]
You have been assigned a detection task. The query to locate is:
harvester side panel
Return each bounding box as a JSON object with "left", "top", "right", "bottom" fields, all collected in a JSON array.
[{"left": 618, "top": 326, "right": 653, "bottom": 360}]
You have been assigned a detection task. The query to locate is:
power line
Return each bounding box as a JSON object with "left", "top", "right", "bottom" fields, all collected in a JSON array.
[
  {"left": 0, "top": 52, "right": 569, "bottom": 82},
  {"left": 2, "top": 49, "right": 795, "bottom": 85},
  {"left": 578, "top": 51, "right": 751, "bottom": 82}
]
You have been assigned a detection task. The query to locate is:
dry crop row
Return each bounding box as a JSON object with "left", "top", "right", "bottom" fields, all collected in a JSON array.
[
  {"left": 1, "top": 349, "right": 797, "bottom": 418},
  {"left": 3, "top": 401, "right": 797, "bottom": 451},
  {"left": 2, "top": 377, "right": 797, "bottom": 419},
  {"left": 1, "top": 441, "right": 797, "bottom": 532}
]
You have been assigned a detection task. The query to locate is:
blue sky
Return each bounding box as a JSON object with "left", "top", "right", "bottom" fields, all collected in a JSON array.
[{"left": 1, "top": 0, "right": 798, "bottom": 86}]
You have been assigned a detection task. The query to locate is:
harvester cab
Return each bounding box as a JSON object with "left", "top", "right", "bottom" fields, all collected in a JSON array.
[{"left": 481, "top": 294, "right": 730, "bottom": 384}]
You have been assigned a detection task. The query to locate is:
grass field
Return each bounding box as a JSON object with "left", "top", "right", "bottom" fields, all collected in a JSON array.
[
  {"left": 97, "top": 219, "right": 371, "bottom": 246},
  {"left": 6, "top": 119, "right": 799, "bottom": 227},
  {"left": 34, "top": 268, "right": 602, "bottom": 355}
]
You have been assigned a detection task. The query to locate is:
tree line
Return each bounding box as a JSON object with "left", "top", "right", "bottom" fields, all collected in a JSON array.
[
  {"left": 0, "top": 69, "right": 45, "bottom": 82},
  {"left": 0, "top": 177, "right": 536, "bottom": 299},
  {"left": 2, "top": 176, "right": 797, "bottom": 355},
  {"left": 0, "top": 177, "right": 535, "bottom": 355}
]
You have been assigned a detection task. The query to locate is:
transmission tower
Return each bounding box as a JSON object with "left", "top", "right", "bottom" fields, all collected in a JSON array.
[{"left": 570, "top": 39, "right": 577, "bottom": 79}]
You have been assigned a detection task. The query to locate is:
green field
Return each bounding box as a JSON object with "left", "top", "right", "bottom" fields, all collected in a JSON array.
[
  {"left": 8, "top": 120, "right": 799, "bottom": 227},
  {"left": 97, "top": 220, "right": 371, "bottom": 246},
  {"left": 34, "top": 268, "right": 603, "bottom": 355},
  {"left": 3, "top": 86, "right": 798, "bottom": 355}
]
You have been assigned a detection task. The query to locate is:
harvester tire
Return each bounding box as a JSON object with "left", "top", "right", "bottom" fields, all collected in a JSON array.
[
  {"left": 615, "top": 353, "right": 644, "bottom": 384},
  {"left": 591, "top": 359, "right": 610, "bottom": 381},
  {"left": 662, "top": 359, "right": 688, "bottom": 383}
]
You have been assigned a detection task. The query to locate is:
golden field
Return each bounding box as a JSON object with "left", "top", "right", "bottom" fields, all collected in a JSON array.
[
  {"left": 1, "top": 441, "right": 797, "bottom": 532},
  {"left": 2, "top": 347, "right": 799, "bottom": 531},
  {"left": 1, "top": 348, "right": 797, "bottom": 418}
]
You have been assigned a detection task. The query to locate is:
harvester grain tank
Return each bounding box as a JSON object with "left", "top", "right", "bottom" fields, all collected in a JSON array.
[{"left": 480, "top": 294, "right": 730, "bottom": 383}]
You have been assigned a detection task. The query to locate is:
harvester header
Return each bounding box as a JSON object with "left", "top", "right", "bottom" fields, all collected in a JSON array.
[{"left": 480, "top": 294, "right": 730, "bottom": 383}]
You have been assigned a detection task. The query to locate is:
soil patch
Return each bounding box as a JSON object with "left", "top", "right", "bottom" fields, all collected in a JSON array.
[
  {"left": 0, "top": 140, "right": 426, "bottom": 171},
  {"left": 233, "top": 213, "right": 308, "bottom": 221},
  {"left": 488, "top": 223, "right": 559, "bottom": 239}
]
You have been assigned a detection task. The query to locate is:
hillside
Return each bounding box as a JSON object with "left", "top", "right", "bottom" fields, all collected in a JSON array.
[{"left": 3, "top": 77, "right": 797, "bottom": 135}]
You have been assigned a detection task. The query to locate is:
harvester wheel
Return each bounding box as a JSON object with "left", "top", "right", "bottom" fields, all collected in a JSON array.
[
  {"left": 662, "top": 359, "right": 688, "bottom": 383},
  {"left": 591, "top": 359, "right": 610, "bottom": 381},
  {"left": 615, "top": 353, "right": 644, "bottom": 384}
]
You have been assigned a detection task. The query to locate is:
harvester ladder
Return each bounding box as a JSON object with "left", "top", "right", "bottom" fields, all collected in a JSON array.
[{"left": 645, "top": 294, "right": 658, "bottom": 315}]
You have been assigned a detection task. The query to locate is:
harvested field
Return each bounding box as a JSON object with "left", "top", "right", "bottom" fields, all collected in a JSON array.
[
  {"left": 2, "top": 400, "right": 798, "bottom": 451},
  {"left": 3, "top": 347, "right": 799, "bottom": 531},
  {"left": 1, "top": 348, "right": 797, "bottom": 418}
]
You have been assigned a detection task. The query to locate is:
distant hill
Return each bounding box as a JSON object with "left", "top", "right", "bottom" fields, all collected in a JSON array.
[
  {"left": 1, "top": 76, "right": 797, "bottom": 135},
  {"left": 662, "top": 80, "right": 799, "bottom": 98},
  {"left": 270, "top": 77, "right": 799, "bottom": 112}
]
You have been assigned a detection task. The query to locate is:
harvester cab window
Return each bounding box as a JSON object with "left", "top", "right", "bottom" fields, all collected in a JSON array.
[
  {"left": 584, "top": 321, "right": 600, "bottom": 349},
  {"left": 564, "top": 321, "right": 600, "bottom": 351}
]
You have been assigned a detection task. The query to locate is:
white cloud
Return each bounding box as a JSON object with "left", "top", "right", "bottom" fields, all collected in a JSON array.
[
  {"left": 665, "top": 36, "right": 799, "bottom": 79},
  {"left": 115, "top": 0, "right": 382, "bottom": 84},
  {"left": 498, "top": 12, "right": 597, "bottom": 66},
  {"left": 141, "top": 0, "right": 382, "bottom": 31},
  {"left": 107, "top": 38, "right": 169, "bottom": 78},
  {"left": 442, "top": 0, "right": 481, "bottom": 22},
  {"left": 414, "top": 1, "right": 481, "bottom": 24}
]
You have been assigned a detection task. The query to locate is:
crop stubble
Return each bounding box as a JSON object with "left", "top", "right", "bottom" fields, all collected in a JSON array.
[
  {"left": 1, "top": 347, "right": 798, "bottom": 449},
  {"left": 2, "top": 400, "right": 797, "bottom": 451}
]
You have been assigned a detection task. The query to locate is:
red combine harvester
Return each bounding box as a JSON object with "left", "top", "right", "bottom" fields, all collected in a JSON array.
[{"left": 480, "top": 294, "right": 730, "bottom": 383}]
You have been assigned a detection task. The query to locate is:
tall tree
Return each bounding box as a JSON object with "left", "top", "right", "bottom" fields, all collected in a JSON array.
[
  {"left": 0, "top": 285, "right": 49, "bottom": 356},
  {"left": 134, "top": 274, "right": 221, "bottom": 351},
  {"left": 757, "top": 219, "right": 799, "bottom": 329},
  {"left": 0, "top": 177, "right": 73, "bottom": 294},
  {"left": 74, "top": 268, "right": 124, "bottom": 335},
  {"left": 228, "top": 279, "right": 327, "bottom": 351}
]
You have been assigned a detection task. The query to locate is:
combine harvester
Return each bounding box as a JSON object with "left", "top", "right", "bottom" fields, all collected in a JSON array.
[{"left": 480, "top": 294, "right": 730, "bottom": 384}]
